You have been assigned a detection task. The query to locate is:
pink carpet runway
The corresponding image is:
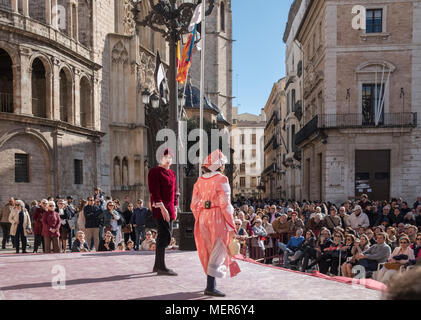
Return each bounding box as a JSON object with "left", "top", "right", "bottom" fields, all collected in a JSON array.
[{"left": 0, "top": 251, "right": 383, "bottom": 300}]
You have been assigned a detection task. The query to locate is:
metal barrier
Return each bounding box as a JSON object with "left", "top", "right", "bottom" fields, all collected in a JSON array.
[{"left": 239, "top": 234, "right": 285, "bottom": 265}]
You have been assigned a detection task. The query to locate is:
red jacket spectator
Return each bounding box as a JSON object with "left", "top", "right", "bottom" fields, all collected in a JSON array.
[
  {"left": 33, "top": 207, "right": 46, "bottom": 235},
  {"left": 42, "top": 209, "right": 61, "bottom": 238}
]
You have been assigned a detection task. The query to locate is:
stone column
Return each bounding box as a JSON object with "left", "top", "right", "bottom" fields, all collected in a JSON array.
[
  {"left": 18, "top": 49, "right": 32, "bottom": 115},
  {"left": 45, "top": 0, "right": 52, "bottom": 25},
  {"left": 51, "top": 0, "right": 58, "bottom": 29},
  {"left": 74, "top": 69, "right": 81, "bottom": 126},
  {"left": 22, "top": 0, "right": 29, "bottom": 17},
  {"left": 52, "top": 58, "right": 61, "bottom": 120},
  {"left": 11, "top": 0, "right": 19, "bottom": 13},
  {"left": 73, "top": 2, "right": 79, "bottom": 41},
  {"left": 66, "top": 1, "right": 73, "bottom": 38}
]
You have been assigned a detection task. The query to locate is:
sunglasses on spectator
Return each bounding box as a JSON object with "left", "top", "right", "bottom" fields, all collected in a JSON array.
[
  {"left": 400, "top": 241, "right": 408, "bottom": 244},
  {"left": 416, "top": 238, "right": 421, "bottom": 241},
  {"left": 48, "top": 205, "right": 54, "bottom": 208}
]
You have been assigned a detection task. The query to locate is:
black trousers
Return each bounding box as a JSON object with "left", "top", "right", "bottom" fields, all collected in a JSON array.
[
  {"left": 155, "top": 218, "right": 173, "bottom": 249},
  {"left": 33, "top": 234, "right": 45, "bottom": 253},
  {"left": 14, "top": 227, "right": 27, "bottom": 253},
  {"left": 154, "top": 218, "right": 173, "bottom": 271},
  {"left": 1, "top": 222, "right": 11, "bottom": 248}
]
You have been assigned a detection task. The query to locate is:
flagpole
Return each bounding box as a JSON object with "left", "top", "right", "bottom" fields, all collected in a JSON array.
[{"left": 199, "top": 0, "right": 206, "bottom": 176}]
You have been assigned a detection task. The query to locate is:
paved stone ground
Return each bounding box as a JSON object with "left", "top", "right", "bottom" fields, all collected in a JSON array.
[{"left": 0, "top": 250, "right": 383, "bottom": 300}]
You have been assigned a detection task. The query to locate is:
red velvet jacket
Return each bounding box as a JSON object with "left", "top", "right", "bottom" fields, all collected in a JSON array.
[
  {"left": 148, "top": 166, "right": 178, "bottom": 221},
  {"left": 42, "top": 209, "right": 61, "bottom": 238}
]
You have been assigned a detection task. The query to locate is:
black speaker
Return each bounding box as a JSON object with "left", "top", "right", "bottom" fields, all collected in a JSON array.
[{"left": 178, "top": 212, "right": 196, "bottom": 251}]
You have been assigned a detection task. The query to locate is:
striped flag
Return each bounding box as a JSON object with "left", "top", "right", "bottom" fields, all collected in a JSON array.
[{"left": 176, "top": 26, "right": 197, "bottom": 84}]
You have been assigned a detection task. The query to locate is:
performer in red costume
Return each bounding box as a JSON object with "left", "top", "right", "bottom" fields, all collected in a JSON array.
[{"left": 148, "top": 148, "right": 178, "bottom": 276}]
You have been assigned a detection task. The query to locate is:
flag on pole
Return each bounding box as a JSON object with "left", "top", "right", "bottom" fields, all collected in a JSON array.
[
  {"left": 188, "top": 4, "right": 202, "bottom": 32},
  {"left": 155, "top": 51, "right": 169, "bottom": 104},
  {"left": 176, "top": 26, "right": 196, "bottom": 84},
  {"left": 188, "top": 4, "right": 203, "bottom": 51}
]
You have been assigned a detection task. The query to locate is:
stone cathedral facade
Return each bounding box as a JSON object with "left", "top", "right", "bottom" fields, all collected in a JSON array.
[{"left": 0, "top": 0, "right": 167, "bottom": 204}]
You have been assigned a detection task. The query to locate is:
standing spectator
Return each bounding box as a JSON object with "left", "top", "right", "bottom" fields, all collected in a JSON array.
[
  {"left": 354, "top": 232, "right": 391, "bottom": 276},
  {"left": 84, "top": 197, "right": 102, "bottom": 251},
  {"left": 29, "top": 201, "right": 38, "bottom": 226},
  {"left": 66, "top": 196, "right": 76, "bottom": 251},
  {"left": 93, "top": 187, "right": 105, "bottom": 208},
  {"left": 237, "top": 211, "right": 253, "bottom": 236},
  {"left": 122, "top": 203, "right": 136, "bottom": 245},
  {"left": 268, "top": 205, "right": 280, "bottom": 224},
  {"left": 9, "top": 200, "right": 32, "bottom": 254},
  {"left": 403, "top": 212, "right": 417, "bottom": 226},
  {"left": 122, "top": 196, "right": 131, "bottom": 213},
  {"left": 1, "top": 197, "right": 15, "bottom": 249},
  {"left": 131, "top": 199, "right": 148, "bottom": 251},
  {"left": 104, "top": 201, "right": 122, "bottom": 244},
  {"left": 250, "top": 218, "right": 267, "bottom": 260},
  {"left": 400, "top": 202, "right": 411, "bottom": 216},
  {"left": 98, "top": 231, "right": 116, "bottom": 252},
  {"left": 71, "top": 231, "right": 90, "bottom": 252},
  {"left": 324, "top": 207, "right": 342, "bottom": 233},
  {"left": 33, "top": 199, "right": 48, "bottom": 253},
  {"left": 42, "top": 201, "right": 61, "bottom": 253},
  {"left": 58, "top": 200, "right": 71, "bottom": 253},
  {"left": 272, "top": 213, "right": 289, "bottom": 244},
  {"left": 262, "top": 215, "right": 275, "bottom": 264},
  {"left": 348, "top": 205, "right": 370, "bottom": 230},
  {"left": 76, "top": 199, "right": 87, "bottom": 234}
]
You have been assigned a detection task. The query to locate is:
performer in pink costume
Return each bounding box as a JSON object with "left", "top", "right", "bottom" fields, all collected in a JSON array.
[{"left": 190, "top": 150, "right": 241, "bottom": 297}]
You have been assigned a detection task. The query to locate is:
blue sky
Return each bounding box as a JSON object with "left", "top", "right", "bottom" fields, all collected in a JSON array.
[{"left": 232, "top": 0, "right": 294, "bottom": 115}]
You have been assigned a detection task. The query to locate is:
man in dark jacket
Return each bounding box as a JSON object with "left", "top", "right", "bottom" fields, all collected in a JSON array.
[
  {"left": 131, "top": 199, "right": 149, "bottom": 251},
  {"left": 84, "top": 197, "right": 103, "bottom": 251}
]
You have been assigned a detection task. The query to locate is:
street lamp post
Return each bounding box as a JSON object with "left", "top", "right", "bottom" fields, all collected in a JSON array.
[{"left": 132, "top": 0, "right": 215, "bottom": 211}]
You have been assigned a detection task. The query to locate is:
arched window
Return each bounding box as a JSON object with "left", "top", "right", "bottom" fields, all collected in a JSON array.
[
  {"left": 0, "top": 48, "right": 14, "bottom": 113},
  {"left": 80, "top": 76, "right": 93, "bottom": 128},
  {"left": 220, "top": 2, "right": 225, "bottom": 32},
  {"left": 31, "top": 58, "right": 47, "bottom": 118},
  {"left": 122, "top": 157, "right": 129, "bottom": 186},
  {"left": 114, "top": 157, "right": 121, "bottom": 187}
]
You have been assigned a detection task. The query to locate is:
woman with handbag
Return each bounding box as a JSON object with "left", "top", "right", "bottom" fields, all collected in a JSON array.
[
  {"left": 9, "top": 200, "right": 32, "bottom": 254},
  {"left": 122, "top": 203, "right": 136, "bottom": 245},
  {"left": 341, "top": 234, "right": 370, "bottom": 278},
  {"left": 375, "top": 235, "right": 415, "bottom": 283},
  {"left": 58, "top": 200, "right": 71, "bottom": 253},
  {"left": 191, "top": 150, "right": 241, "bottom": 297}
]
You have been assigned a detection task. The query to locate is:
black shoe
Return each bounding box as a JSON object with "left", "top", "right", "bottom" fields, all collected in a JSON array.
[
  {"left": 153, "top": 266, "right": 158, "bottom": 273},
  {"left": 22, "top": 251, "right": 28, "bottom": 254},
  {"left": 204, "top": 289, "right": 226, "bottom": 297},
  {"left": 157, "top": 268, "right": 178, "bottom": 276}
]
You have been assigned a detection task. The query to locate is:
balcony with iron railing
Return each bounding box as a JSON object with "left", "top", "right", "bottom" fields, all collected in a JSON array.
[
  {"left": 0, "top": 92, "right": 13, "bottom": 113},
  {"left": 295, "top": 113, "right": 418, "bottom": 146}
]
